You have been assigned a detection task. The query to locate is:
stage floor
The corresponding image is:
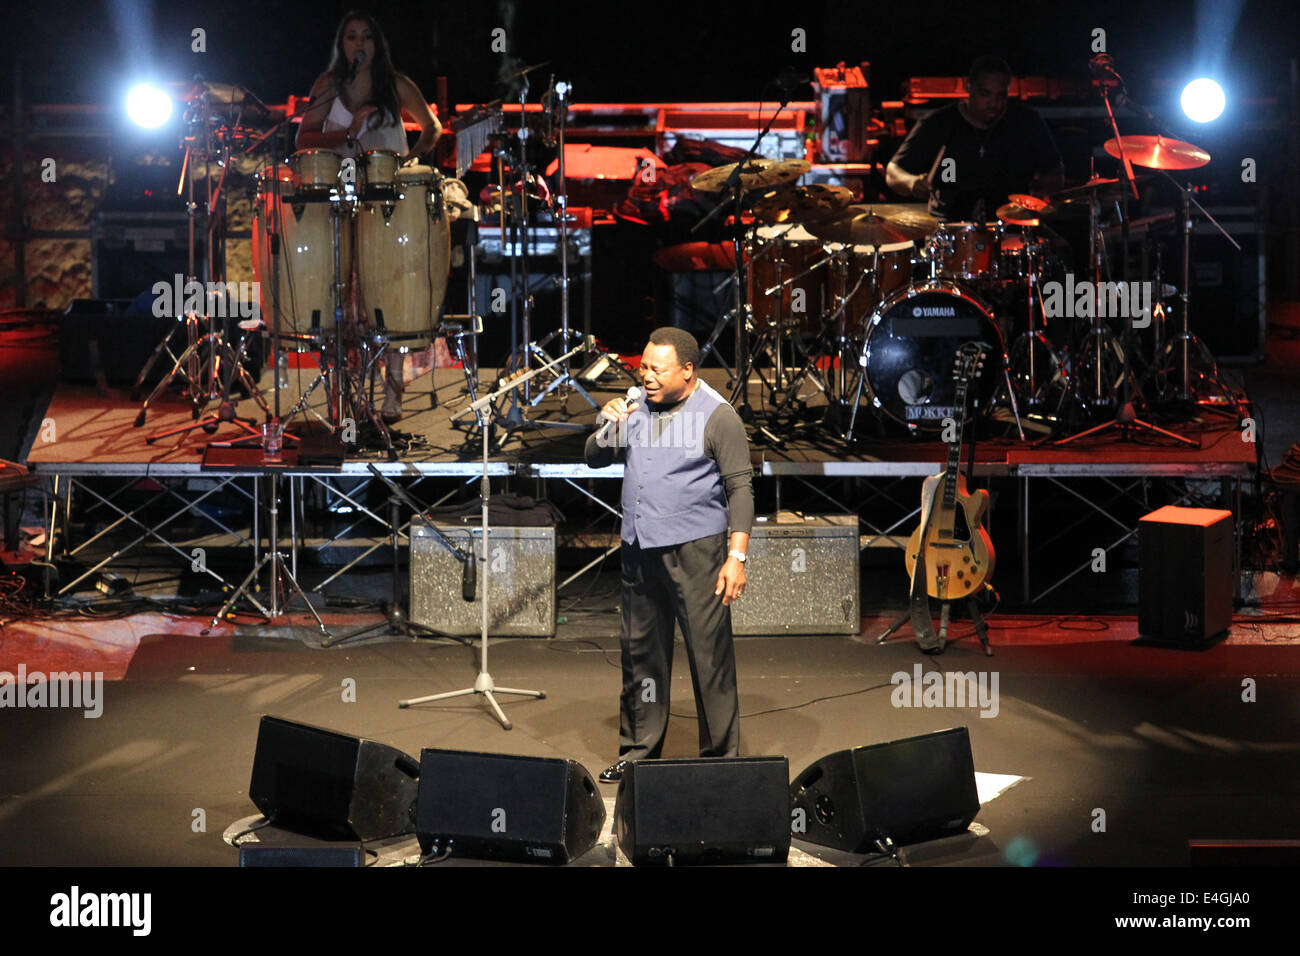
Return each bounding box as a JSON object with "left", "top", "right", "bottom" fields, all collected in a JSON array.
[{"left": 2, "top": 593, "right": 1300, "bottom": 868}]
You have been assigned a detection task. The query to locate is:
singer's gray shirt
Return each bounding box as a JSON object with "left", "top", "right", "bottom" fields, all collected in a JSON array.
[{"left": 584, "top": 382, "right": 754, "bottom": 548}]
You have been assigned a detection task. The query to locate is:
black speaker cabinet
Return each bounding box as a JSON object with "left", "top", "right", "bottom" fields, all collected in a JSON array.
[
  {"left": 614, "top": 756, "right": 791, "bottom": 866},
  {"left": 1138, "top": 506, "right": 1234, "bottom": 644},
  {"left": 238, "top": 843, "right": 364, "bottom": 867},
  {"left": 416, "top": 749, "right": 605, "bottom": 864},
  {"left": 248, "top": 716, "right": 420, "bottom": 842},
  {"left": 1189, "top": 840, "right": 1300, "bottom": 866},
  {"left": 790, "top": 727, "right": 980, "bottom": 852}
]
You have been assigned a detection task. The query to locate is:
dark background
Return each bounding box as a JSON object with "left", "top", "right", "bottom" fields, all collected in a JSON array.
[{"left": 9, "top": 0, "right": 1298, "bottom": 115}]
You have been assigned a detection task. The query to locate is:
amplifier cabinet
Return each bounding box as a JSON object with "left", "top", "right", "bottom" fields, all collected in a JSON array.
[
  {"left": 409, "top": 521, "right": 556, "bottom": 637},
  {"left": 731, "top": 514, "right": 860, "bottom": 636}
]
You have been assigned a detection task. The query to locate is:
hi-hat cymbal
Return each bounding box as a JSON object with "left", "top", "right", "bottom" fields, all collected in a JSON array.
[
  {"left": 750, "top": 184, "right": 853, "bottom": 224},
  {"left": 1103, "top": 135, "right": 1210, "bottom": 170},
  {"left": 690, "top": 158, "right": 812, "bottom": 194},
  {"left": 805, "top": 203, "right": 939, "bottom": 244}
]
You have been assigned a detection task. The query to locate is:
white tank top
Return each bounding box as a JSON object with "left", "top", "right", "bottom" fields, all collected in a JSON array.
[{"left": 324, "top": 96, "right": 408, "bottom": 158}]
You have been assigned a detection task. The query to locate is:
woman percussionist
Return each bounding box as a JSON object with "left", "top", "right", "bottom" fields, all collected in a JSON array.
[{"left": 296, "top": 11, "right": 441, "bottom": 423}]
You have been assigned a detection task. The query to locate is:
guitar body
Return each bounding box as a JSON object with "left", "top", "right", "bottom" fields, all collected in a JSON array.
[{"left": 904, "top": 471, "right": 995, "bottom": 601}]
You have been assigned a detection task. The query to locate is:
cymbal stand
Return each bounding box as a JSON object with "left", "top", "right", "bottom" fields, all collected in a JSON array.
[
  {"left": 1006, "top": 230, "right": 1068, "bottom": 412},
  {"left": 1107, "top": 87, "right": 1241, "bottom": 411},
  {"left": 1149, "top": 174, "right": 1241, "bottom": 406},
  {"left": 1055, "top": 83, "right": 1195, "bottom": 448},
  {"left": 690, "top": 92, "right": 798, "bottom": 417},
  {"left": 526, "top": 80, "right": 599, "bottom": 415},
  {"left": 134, "top": 103, "right": 269, "bottom": 434}
]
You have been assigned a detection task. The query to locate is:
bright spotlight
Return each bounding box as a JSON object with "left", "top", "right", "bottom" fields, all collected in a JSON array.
[
  {"left": 1180, "top": 78, "right": 1225, "bottom": 123},
  {"left": 125, "top": 84, "right": 173, "bottom": 129}
]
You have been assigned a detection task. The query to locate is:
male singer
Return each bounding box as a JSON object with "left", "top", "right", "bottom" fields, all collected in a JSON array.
[{"left": 584, "top": 328, "right": 754, "bottom": 783}]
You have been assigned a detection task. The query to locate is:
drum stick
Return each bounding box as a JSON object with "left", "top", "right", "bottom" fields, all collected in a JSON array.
[{"left": 924, "top": 145, "right": 945, "bottom": 192}]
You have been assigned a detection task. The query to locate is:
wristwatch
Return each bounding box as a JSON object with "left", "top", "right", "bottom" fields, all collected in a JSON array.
[{"left": 728, "top": 549, "right": 747, "bottom": 563}]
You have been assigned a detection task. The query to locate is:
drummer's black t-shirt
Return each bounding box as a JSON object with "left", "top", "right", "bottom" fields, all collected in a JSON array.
[{"left": 890, "top": 101, "right": 1061, "bottom": 221}]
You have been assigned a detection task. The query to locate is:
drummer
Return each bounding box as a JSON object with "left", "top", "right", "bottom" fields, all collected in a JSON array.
[
  {"left": 297, "top": 11, "right": 441, "bottom": 424},
  {"left": 884, "top": 56, "right": 1062, "bottom": 221}
]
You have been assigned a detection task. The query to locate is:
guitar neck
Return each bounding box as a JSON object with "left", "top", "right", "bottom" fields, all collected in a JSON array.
[{"left": 941, "top": 377, "right": 971, "bottom": 513}]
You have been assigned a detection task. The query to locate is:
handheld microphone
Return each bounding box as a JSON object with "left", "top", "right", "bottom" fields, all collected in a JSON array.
[
  {"left": 594, "top": 386, "right": 645, "bottom": 444},
  {"left": 350, "top": 51, "right": 365, "bottom": 78},
  {"left": 461, "top": 544, "right": 477, "bottom": 601}
]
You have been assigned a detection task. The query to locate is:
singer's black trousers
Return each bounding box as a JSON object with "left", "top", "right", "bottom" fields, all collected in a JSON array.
[{"left": 617, "top": 532, "right": 740, "bottom": 760}]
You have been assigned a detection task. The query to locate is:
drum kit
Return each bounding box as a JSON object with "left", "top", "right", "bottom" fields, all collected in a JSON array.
[{"left": 690, "top": 124, "right": 1229, "bottom": 444}]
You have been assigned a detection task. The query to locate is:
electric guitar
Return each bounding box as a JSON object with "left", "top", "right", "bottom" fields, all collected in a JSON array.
[{"left": 905, "top": 343, "right": 995, "bottom": 603}]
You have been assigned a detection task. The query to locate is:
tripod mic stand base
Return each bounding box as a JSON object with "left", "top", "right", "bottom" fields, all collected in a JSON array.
[{"left": 398, "top": 671, "right": 546, "bottom": 731}]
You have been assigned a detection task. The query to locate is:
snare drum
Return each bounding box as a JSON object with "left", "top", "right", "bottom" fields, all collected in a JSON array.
[
  {"left": 251, "top": 163, "right": 348, "bottom": 340},
  {"left": 356, "top": 165, "right": 451, "bottom": 346},
  {"left": 933, "top": 222, "right": 1003, "bottom": 281},
  {"left": 291, "top": 149, "right": 341, "bottom": 197},
  {"left": 359, "top": 149, "right": 400, "bottom": 200},
  {"left": 745, "top": 224, "right": 827, "bottom": 333}
]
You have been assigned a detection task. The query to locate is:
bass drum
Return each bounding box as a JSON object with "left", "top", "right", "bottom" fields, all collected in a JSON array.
[
  {"left": 859, "top": 280, "right": 1005, "bottom": 432},
  {"left": 356, "top": 165, "right": 451, "bottom": 347}
]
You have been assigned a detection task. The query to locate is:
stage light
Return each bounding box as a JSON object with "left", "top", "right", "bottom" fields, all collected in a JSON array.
[
  {"left": 125, "top": 84, "right": 173, "bottom": 129},
  {"left": 1180, "top": 78, "right": 1225, "bottom": 123}
]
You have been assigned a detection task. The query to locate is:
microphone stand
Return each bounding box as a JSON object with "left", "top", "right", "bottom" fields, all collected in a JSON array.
[{"left": 399, "top": 370, "right": 545, "bottom": 729}]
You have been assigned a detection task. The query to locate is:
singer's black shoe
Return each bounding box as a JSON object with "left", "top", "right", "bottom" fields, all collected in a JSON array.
[{"left": 599, "top": 759, "right": 632, "bottom": 783}]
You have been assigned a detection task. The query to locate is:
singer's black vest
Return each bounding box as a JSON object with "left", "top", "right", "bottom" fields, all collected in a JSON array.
[{"left": 620, "top": 382, "right": 730, "bottom": 549}]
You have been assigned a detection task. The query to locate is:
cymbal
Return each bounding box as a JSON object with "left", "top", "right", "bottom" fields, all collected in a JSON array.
[
  {"left": 750, "top": 184, "right": 853, "bottom": 224},
  {"left": 1051, "top": 176, "right": 1143, "bottom": 207},
  {"left": 1103, "top": 135, "right": 1210, "bottom": 170},
  {"left": 805, "top": 203, "right": 939, "bottom": 244},
  {"left": 690, "top": 158, "right": 811, "bottom": 194},
  {"left": 1007, "top": 193, "right": 1052, "bottom": 212},
  {"left": 996, "top": 204, "right": 1045, "bottom": 226}
]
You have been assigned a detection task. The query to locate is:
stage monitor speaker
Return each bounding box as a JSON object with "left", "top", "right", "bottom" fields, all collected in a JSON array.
[
  {"left": 238, "top": 843, "right": 364, "bottom": 867},
  {"left": 415, "top": 749, "right": 605, "bottom": 864},
  {"left": 1189, "top": 839, "right": 1300, "bottom": 866},
  {"left": 248, "top": 716, "right": 420, "bottom": 842},
  {"left": 790, "top": 727, "right": 979, "bottom": 852},
  {"left": 731, "top": 515, "right": 860, "bottom": 635},
  {"left": 1138, "top": 506, "right": 1233, "bottom": 645},
  {"left": 613, "top": 756, "right": 791, "bottom": 866}
]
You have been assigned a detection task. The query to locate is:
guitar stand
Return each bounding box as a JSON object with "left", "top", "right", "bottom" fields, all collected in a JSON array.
[{"left": 876, "top": 591, "right": 994, "bottom": 657}]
